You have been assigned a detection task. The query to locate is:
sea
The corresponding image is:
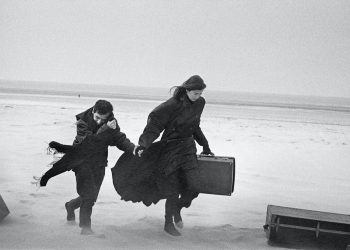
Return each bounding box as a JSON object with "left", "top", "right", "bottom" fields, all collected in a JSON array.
[{"left": 1, "top": 79, "right": 350, "bottom": 126}]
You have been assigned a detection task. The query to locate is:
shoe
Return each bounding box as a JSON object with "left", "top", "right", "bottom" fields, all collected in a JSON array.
[
  {"left": 164, "top": 222, "right": 181, "bottom": 236},
  {"left": 174, "top": 219, "right": 184, "bottom": 229},
  {"left": 65, "top": 202, "right": 75, "bottom": 221},
  {"left": 174, "top": 206, "right": 183, "bottom": 229}
]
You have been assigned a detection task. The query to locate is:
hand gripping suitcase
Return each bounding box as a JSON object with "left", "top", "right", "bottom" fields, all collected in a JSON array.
[
  {"left": 0, "top": 194, "right": 10, "bottom": 221},
  {"left": 193, "top": 155, "right": 235, "bottom": 196}
]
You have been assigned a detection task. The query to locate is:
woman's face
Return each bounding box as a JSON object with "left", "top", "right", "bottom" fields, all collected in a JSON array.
[{"left": 186, "top": 89, "right": 203, "bottom": 102}]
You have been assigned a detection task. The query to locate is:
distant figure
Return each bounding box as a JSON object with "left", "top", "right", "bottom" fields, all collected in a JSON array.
[
  {"left": 78, "top": 94, "right": 81, "bottom": 98},
  {"left": 114, "top": 75, "right": 214, "bottom": 236},
  {"left": 36, "top": 100, "right": 136, "bottom": 236}
]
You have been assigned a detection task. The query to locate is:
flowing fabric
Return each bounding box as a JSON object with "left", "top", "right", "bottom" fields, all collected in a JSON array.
[
  {"left": 111, "top": 138, "right": 198, "bottom": 206},
  {"left": 39, "top": 125, "right": 135, "bottom": 187}
]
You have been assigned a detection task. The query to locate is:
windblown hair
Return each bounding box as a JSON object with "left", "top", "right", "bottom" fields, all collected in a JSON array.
[
  {"left": 171, "top": 75, "right": 206, "bottom": 100},
  {"left": 93, "top": 100, "right": 113, "bottom": 115}
]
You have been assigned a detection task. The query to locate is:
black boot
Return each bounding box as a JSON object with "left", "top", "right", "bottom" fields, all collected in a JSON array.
[
  {"left": 173, "top": 203, "right": 183, "bottom": 229},
  {"left": 65, "top": 202, "right": 75, "bottom": 221},
  {"left": 164, "top": 215, "right": 181, "bottom": 236},
  {"left": 65, "top": 197, "right": 81, "bottom": 222},
  {"left": 164, "top": 197, "right": 181, "bottom": 236}
]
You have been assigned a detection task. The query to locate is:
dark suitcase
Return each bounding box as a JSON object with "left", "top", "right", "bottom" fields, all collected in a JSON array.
[
  {"left": 193, "top": 155, "right": 235, "bottom": 196},
  {"left": 0, "top": 194, "right": 10, "bottom": 221}
]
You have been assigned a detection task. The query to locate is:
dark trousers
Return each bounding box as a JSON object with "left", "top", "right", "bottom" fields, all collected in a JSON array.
[
  {"left": 67, "top": 166, "right": 105, "bottom": 229},
  {"left": 165, "top": 167, "right": 199, "bottom": 219}
]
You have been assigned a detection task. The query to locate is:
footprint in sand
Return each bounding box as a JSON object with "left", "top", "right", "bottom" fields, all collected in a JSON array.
[
  {"left": 19, "top": 200, "right": 35, "bottom": 205},
  {"left": 29, "top": 193, "right": 48, "bottom": 198},
  {"left": 137, "top": 216, "right": 156, "bottom": 223}
]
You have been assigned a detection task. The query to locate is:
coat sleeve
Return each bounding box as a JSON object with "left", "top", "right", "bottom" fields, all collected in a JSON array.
[
  {"left": 138, "top": 101, "right": 173, "bottom": 149},
  {"left": 193, "top": 98, "right": 210, "bottom": 149},
  {"left": 107, "top": 122, "right": 135, "bottom": 153},
  {"left": 193, "top": 126, "right": 209, "bottom": 148},
  {"left": 73, "top": 119, "right": 93, "bottom": 145}
]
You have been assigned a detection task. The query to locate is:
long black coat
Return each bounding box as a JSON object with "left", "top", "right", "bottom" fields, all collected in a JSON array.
[
  {"left": 138, "top": 95, "right": 209, "bottom": 175},
  {"left": 139, "top": 95, "right": 209, "bottom": 149},
  {"left": 112, "top": 94, "right": 210, "bottom": 205}
]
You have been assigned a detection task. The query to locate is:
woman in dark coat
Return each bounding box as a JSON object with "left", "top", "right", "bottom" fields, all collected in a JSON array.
[{"left": 113, "top": 75, "right": 214, "bottom": 236}]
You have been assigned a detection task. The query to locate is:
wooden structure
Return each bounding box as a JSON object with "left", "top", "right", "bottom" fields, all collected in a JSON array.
[
  {"left": 193, "top": 155, "right": 235, "bottom": 196},
  {"left": 0, "top": 194, "right": 10, "bottom": 221},
  {"left": 264, "top": 204, "right": 350, "bottom": 242}
]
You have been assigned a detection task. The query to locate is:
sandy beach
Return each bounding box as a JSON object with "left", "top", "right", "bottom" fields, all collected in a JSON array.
[{"left": 1, "top": 91, "right": 350, "bottom": 249}]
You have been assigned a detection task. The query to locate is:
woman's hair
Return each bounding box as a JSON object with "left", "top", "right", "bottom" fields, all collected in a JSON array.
[
  {"left": 93, "top": 100, "right": 113, "bottom": 115},
  {"left": 171, "top": 75, "right": 206, "bottom": 100}
]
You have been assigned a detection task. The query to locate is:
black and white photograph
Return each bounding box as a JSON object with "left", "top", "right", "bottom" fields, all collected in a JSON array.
[{"left": 1, "top": 0, "right": 350, "bottom": 249}]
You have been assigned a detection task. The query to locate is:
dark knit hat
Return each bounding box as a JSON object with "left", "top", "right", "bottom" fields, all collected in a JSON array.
[{"left": 182, "top": 75, "right": 206, "bottom": 91}]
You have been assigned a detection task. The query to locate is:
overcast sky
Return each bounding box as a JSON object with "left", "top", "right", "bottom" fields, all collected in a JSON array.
[{"left": 1, "top": 0, "right": 349, "bottom": 97}]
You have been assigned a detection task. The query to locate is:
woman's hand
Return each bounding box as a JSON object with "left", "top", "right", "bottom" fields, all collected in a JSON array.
[
  {"left": 200, "top": 146, "right": 214, "bottom": 156},
  {"left": 134, "top": 145, "right": 145, "bottom": 157}
]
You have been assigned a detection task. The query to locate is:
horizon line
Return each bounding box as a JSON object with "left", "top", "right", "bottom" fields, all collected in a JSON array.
[{"left": 1, "top": 78, "right": 350, "bottom": 100}]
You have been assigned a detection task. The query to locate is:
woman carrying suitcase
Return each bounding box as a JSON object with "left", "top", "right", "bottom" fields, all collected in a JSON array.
[{"left": 114, "top": 75, "right": 214, "bottom": 236}]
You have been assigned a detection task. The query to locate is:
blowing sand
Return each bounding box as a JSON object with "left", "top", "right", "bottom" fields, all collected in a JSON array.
[{"left": 1, "top": 93, "right": 350, "bottom": 249}]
